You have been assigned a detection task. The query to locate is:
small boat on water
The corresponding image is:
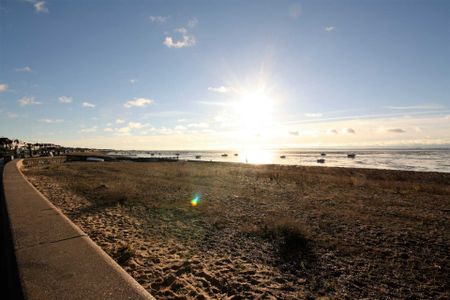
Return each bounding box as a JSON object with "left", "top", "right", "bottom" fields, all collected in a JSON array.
[
  {"left": 347, "top": 153, "right": 356, "bottom": 158},
  {"left": 195, "top": 155, "right": 201, "bottom": 159},
  {"left": 320, "top": 152, "right": 326, "bottom": 156},
  {"left": 221, "top": 153, "right": 228, "bottom": 157},
  {"left": 280, "top": 155, "right": 286, "bottom": 159},
  {"left": 317, "top": 158, "right": 325, "bottom": 163},
  {"left": 234, "top": 153, "right": 238, "bottom": 156}
]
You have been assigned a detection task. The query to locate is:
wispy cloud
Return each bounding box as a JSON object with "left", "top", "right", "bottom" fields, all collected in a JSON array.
[
  {"left": 80, "top": 126, "right": 98, "bottom": 133},
  {"left": 289, "top": 3, "right": 301, "bottom": 19},
  {"left": 326, "top": 129, "right": 338, "bottom": 135},
  {"left": 15, "top": 66, "right": 32, "bottom": 72},
  {"left": 208, "top": 86, "right": 228, "bottom": 93},
  {"left": 39, "top": 118, "right": 63, "bottom": 123},
  {"left": 386, "top": 104, "right": 444, "bottom": 110},
  {"left": 386, "top": 128, "right": 406, "bottom": 133},
  {"left": 325, "top": 26, "right": 335, "bottom": 32},
  {"left": 196, "top": 100, "right": 230, "bottom": 107},
  {"left": 18, "top": 96, "right": 41, "bottom": 106},
  {"left": 7, "top": 112, "right": 18, "bottom": 118},
  {"left": 129, "top": 79, "right": 138, "bottom": 84},
  {"left": 341, "top": 128, "right": 355, "bottom": 134},
  {"left": 149, "top": 15, "right": 168, "bottom": 23},
  {"left": 58, "top": 96, "right": 73, "bottom": 103},
  {"left": 116, "top": 118, "right": 126, "bottom": 124},
  {"left": 0, "top": 83, "right": 8, "bottom": 93},
  {"left": 82, "top": 101, "right": 95, "bottom": 108},
  {"left": 187, "top": 17, "right": 198, "bottom": 28},
  {"left": 288, "top": 131, "right": 299, "bottom": 136},
  {"left": 124, "top": 97, "right": 154, "bottom": 108},
  {"left": 187, "top": 122, "right": 209, "bottom": 128},
  {"left": 305, "top": 113, "right": 323, "bottom": 118}
]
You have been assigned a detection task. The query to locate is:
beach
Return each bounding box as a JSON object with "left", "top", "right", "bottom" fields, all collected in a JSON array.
[{"left": 22, "top": 158, "right": 450, "bottom": 299}]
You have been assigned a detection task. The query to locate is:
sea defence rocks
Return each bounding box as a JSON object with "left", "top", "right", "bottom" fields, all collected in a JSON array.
[{"left": 2, "top": 159, "right": 154, "bottom": 299}]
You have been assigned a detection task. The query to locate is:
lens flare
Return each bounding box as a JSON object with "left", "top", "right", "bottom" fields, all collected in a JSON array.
[{"left": 191, "top": 194, "right": 200, "bottom": 206}]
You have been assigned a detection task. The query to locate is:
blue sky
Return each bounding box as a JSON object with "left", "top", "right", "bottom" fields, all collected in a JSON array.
[{"left": 1, "top": 0, "right": 449, "bottom": 149}]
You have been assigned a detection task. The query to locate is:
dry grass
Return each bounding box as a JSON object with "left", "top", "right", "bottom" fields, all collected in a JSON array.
[{"left": 22, "top": 158, "right": 450, "bottom": 299}]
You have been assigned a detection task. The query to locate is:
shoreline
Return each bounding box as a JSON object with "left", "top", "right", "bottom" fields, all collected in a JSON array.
[{"left": 22, "top": 158, "right": 450, "bottom": 299}]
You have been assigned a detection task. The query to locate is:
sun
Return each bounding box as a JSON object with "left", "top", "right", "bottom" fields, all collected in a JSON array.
[{"left": 233, "top": 86, "right": 275, "bottom": 136}]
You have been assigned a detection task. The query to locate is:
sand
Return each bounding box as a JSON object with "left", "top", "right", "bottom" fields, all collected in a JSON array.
[{"left": 22, "top": 158, "right": 450, "bottom": 299}]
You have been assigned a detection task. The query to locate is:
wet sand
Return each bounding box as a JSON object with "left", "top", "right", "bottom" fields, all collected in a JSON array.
[{"left": 22, "top": 158, "right": 450, "bottom": 299}]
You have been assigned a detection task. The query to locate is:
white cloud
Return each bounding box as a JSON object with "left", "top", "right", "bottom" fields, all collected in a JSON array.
[
  {"left": 187, "top": 122, "right": 209, "bottom": 128},
  {"left": 15, "top": 66, "right": 32, "bottom": 72},
  {"left": 175, "top": 125, "right": 187, "bottom": 131},
  {"left": 18, "top": 96, "right": 41, "bottom": 106},
  {"left": 305, "top": 113, "right": 323, "bottom": 118},
  {"left": 149, "top": 15, "right": 168, "bottom": 23},
  {"left": 208, "top": 86, "right": 228, "bottom": 93},
  {"left": 34, "top": 1, "right": 48, "bottom": 13},
  {"left": 124, "top": 97, "right": 154, "bottom": 108},
  {"left": 289, "top": 131, "right": 299, "bottom": 136},
  {"left": 129, "top": 79, "right": 138, "bottom": 84},
  {"left": 58, "top": 96, "right": 73, "bottom": 103},
  {"left": 114, "top": 122, "right": 152, "bottom": 135},
  {"left": 128, "top": 122, "right": 146, "bottom": 129},
  {"left": 104, "top": 128, "right": 114, "bottom": 132},
  {"left": 116, "top": 118, "right": 126, "bottom": 124},
  {"left": 82, "top": 102, "right": 95, "bottom": 108},
  {"left": 7, "top": 112, "right": 18, "bottom": 118},
  {"left": 163, "top": 35, "right": 196, "bottom": 48},
  {"left": 0, "top": 83, "right": 8, "bottom": 93},
  {"left": 325, "top": 26, "right": 335, "bottom": 32},
  {"left": 39, "top": 118, "right": 63, "bottom": 123}
]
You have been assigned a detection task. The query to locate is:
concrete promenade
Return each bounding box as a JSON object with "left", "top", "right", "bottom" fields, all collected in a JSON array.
[{"left": 2, "top": 159, "right": 154, "bottom": 299}]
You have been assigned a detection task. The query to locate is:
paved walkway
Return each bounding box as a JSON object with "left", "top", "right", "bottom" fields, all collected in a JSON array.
[{"left": 2, "top": 160, "right": 154, "bottom": 299}]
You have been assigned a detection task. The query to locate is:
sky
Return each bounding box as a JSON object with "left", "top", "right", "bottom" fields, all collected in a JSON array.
[{"left": 0, "top": 0, "right": 449, "bottom": 150}]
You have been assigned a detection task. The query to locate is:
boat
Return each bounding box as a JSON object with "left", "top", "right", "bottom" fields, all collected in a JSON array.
[
  {"left": 195, "top": 155, "right": 201, "bottom": 159},
  {"left": 320, "top": 152, "right": 326, "bottom": 156},
  {"left": 234, "top": 153, "right": 238, "bottom": 156},
  {"left": 221, "top": 153, "right": 228, "bottom": 157},
  {"left": 347, "top": 153, "right": 356, "bottom": 158},
  {"left": 280, "top": 155, "right": 286, "bottom": 159},
  {"left": 317, "top": 158, "right": 325, "bottom": 163}
]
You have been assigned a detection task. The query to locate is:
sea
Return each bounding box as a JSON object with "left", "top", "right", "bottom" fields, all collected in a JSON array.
[{"left": 108, "top": 149, "right": 450, "bottom": 173}]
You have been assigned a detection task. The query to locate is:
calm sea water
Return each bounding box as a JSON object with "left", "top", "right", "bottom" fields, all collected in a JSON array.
[{"left": 109, "top": 149, "right": 450, "bottom": 173}]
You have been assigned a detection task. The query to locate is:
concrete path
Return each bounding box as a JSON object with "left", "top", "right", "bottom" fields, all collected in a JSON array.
[{"left": 2, "top": 160, "right": 154, "bottom": 299}]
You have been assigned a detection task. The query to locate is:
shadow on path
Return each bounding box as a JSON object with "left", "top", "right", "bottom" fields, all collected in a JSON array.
[{"left": 0, "top": 158, "right": 25, "bottom": 299}]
